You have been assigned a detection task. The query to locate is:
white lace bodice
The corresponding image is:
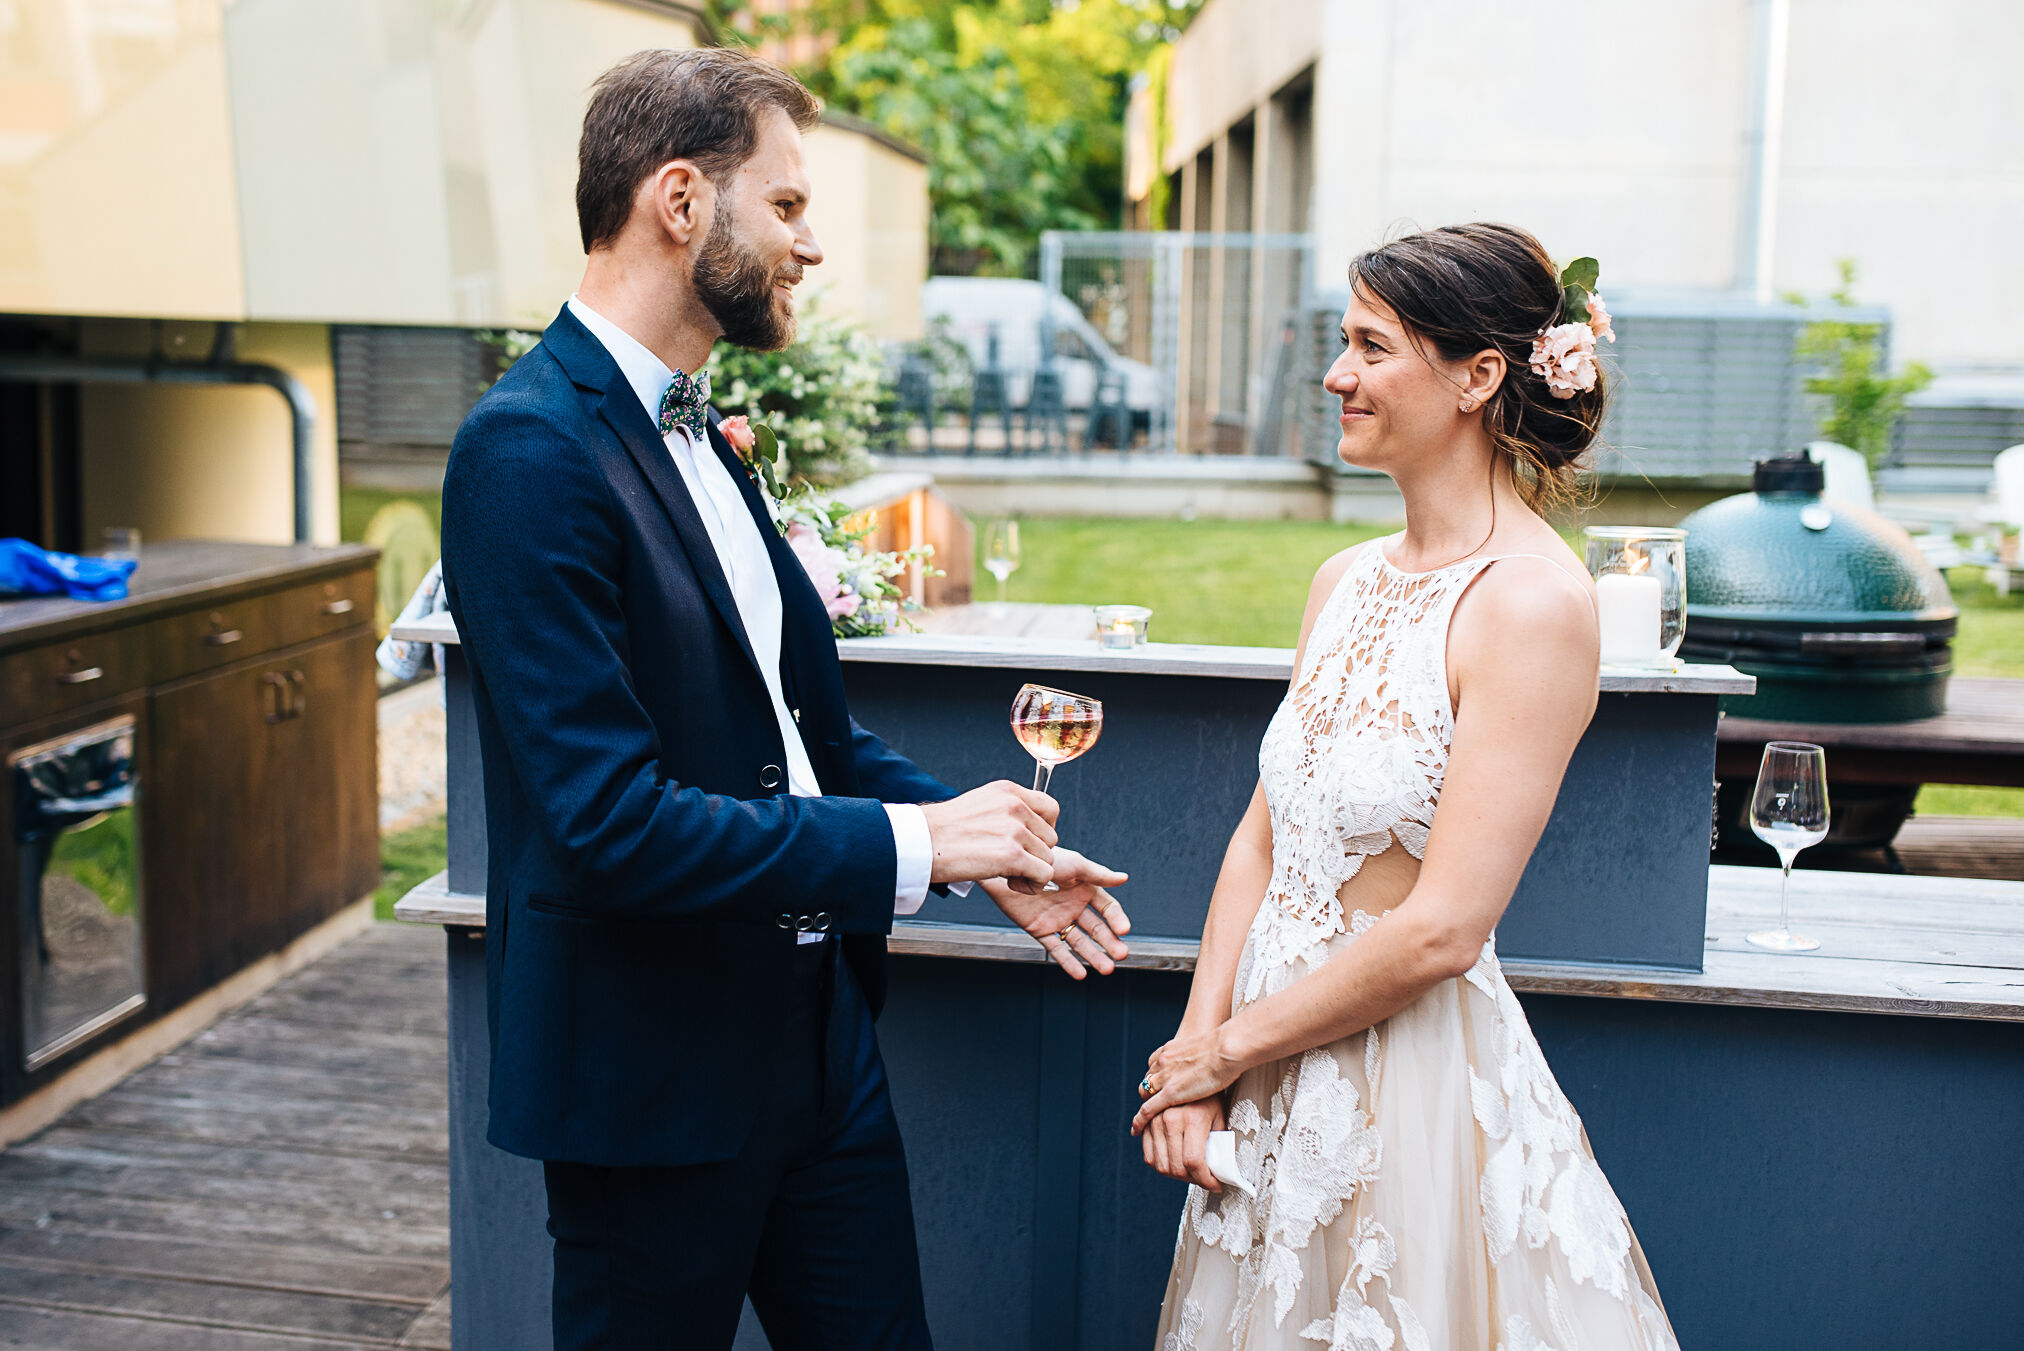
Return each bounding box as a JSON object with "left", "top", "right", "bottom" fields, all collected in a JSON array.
[{"left": 1242, "top": 540, "right": 1499, "bottom": 1001}]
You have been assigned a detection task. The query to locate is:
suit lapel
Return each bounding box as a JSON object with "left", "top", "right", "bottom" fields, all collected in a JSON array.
[
  {"left": 547, "top": 317, "right": 767, "bottom": 688},
  {"left": 703, "top": 412, "right": 844, "bottom": 770}
]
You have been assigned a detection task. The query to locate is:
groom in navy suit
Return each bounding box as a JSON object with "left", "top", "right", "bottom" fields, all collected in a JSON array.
[{"left": 440, "top": 46, "right": 1130, "bottom": 1351}]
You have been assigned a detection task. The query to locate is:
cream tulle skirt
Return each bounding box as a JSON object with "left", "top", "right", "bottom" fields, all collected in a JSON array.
[{"left": 1156, "top": 908, "right": 1679, "bottom": 1351}]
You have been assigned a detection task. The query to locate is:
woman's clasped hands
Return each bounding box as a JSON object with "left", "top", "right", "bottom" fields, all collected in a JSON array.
[{"left": 1133, "top": 1025, "right": 1244, "bottom": 1191}]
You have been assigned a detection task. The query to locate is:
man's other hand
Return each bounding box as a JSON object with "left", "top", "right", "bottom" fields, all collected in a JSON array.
[{"left": 982, "top": 847, "right": 1130, "bottom": 978}]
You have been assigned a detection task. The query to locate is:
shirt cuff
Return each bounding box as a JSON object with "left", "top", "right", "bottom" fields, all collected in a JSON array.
[{"left": 885, "top": 802, "right": 971, "bottom": 914}]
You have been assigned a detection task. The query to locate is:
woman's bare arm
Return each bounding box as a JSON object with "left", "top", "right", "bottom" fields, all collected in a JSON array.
[
  {"left": 1171, "top": 546, "right": 1364, "bottom": 1038},
  {"left": 1134, "top": 559, "right": 1598, "bottom": 1129},
  {"left": 1141, "top": 545, "right": 1361, "bottom": 1186}
]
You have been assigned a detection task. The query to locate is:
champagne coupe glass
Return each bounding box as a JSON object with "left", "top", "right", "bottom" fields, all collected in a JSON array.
[
  {"left": 1010, "top": 683, "right": 1102, "bottom": 794},
  {"left": 983, "top": 519, "right": 1022, "bottom": 607},
  {"left": 1746, "top": 741, "right": 1829, "bottom": 952}
]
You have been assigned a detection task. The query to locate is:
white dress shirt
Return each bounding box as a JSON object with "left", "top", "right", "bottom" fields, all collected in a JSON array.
[{"left": 567, "top": 297, "right": 938, "bottom": 935}]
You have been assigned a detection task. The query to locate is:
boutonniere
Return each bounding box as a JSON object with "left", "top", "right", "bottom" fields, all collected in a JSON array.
[
  {"left": 719, "top": 414, "right": 940, "bottom": 638},
  {"left": 717, "top": 415, "right": 788, "bottom": 502}
]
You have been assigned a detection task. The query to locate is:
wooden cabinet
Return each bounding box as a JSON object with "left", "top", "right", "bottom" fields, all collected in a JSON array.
[{"left": 1, "top": 542, "right": 378, "bottom": 1103}]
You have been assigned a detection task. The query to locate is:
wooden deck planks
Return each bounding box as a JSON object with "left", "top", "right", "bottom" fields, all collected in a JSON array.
[{"left": 0, "top": 923, "right": 450, "bottom": 1347}]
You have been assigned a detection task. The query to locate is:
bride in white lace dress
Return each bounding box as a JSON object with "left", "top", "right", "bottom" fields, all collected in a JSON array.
[{"left": 1133, "top": 224, "right": 1678, "bottom": 1351}]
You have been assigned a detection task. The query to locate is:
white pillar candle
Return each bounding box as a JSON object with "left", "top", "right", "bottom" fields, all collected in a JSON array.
[{"left": 1596, "top": 572, "right": 1663, "bottom": 665}]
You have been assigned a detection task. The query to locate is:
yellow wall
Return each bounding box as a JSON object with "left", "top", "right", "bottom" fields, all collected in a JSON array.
[
  {"left": 76, "top": 321, "right": 339, "bottom": 547},
  {"left": 802, "top": 121, "right": 928, "bottom": 341},
  {"left": 0, "top": 0, "right": 245, "bottom": 318},
  {"left": 0, "top": 0, "right": 707, "bottom": 328}
]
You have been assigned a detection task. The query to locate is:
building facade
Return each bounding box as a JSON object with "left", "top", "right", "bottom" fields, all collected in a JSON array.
[{"left": 1145, "top": 0, "right": 2024, "bottom": 374}]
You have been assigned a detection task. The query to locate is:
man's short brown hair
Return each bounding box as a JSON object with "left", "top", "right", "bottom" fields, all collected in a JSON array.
[{"left": 576, "top": 48, "right": 820, "bottom": 253}]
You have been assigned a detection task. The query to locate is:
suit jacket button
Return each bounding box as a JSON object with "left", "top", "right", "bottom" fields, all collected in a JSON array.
[
  {"left": 777, "top": 913, "right": 794, "bottom": 930},
  {"left": 758, "top": 764, "right": 783, "bottom": 789},
  {"left": 814, "top": 912, "right": 831, "bottom": 932}
]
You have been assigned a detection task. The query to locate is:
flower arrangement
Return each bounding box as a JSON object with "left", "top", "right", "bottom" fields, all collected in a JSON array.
[
  {"left": 719, "top": 415, "right": 938, "bottom": 639},
  {"left": 1528, "top": 256, "right": 1615, "bottom": 398},
  {"left": 706, "top": 303, "right": 888, "bottom": 488}
]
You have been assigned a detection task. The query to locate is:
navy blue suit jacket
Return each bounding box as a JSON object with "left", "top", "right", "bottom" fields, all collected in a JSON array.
[{"left": 440, "top": 305, "right": 953, "bottom": 1166}]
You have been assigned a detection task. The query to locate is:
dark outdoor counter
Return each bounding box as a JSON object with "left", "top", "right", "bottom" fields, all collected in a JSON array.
[{"left": 395, "top": 615, "right": 2023, "bottom": 1351}]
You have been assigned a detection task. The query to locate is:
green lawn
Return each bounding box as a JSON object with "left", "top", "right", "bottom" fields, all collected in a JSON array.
[
  {"left": 978, "top": 515, "right": 2024, "bottom": 819},
  {"left": 979, "top": 515, "right": 1395, "bottom": 647},
  {"left": 375, "top": 815, "right": 448, "bottom": 922},
  {"left": 341, "top": 486, "right": 441, "bottom": 544}
]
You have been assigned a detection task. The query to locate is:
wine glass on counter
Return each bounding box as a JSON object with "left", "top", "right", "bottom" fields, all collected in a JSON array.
[
  {"left": 1745, "top": 741, "right": 1829, "bottom": 952},
  {"left": 983, "top": 519, "right": 1021, "bottom": 607},
  {"left": 1011, "top": 683, "right": 1102, "bottom": 794}
]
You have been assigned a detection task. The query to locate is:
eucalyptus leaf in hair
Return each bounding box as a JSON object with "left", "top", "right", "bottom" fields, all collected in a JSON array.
[{"left": 1557, "top": 256, "right": 1601, "bottom": 327}]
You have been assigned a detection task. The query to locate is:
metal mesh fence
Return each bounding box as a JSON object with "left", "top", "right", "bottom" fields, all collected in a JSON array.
[{"left": 1037, "top": 231, "right": 1315, "bottom": 455}]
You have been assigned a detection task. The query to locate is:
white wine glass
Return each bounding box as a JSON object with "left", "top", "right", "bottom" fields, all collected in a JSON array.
[
  {"left": 1746, "top": 741, "right": 1829, "bottom": 952},
  {"left": 1010, "top": 683, "right": 1102, "bottom": 794},
  {"left": 983, "top": 519, "right": 1022, "bottom": 607}
]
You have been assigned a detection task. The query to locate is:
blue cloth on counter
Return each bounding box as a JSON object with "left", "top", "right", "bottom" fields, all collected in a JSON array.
[{"left": 0, "top": 538, "right": 138, "bottom": 602}]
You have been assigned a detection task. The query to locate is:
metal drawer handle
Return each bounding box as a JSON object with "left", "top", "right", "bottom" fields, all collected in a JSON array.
[
  {"left": 319, "top": 598, "right": 355, "bottom": 616},
  {"left": 287, "top": 669, "right": 306, "bottom": 718},
  {"left": 55, "top": 667, "right": 104, "bottom": 685},
  {"left": 263, "top": 672, "right": 290, "bottom": 723},
  {"left": 203, "top": 629, "right": 244, "bottom": 647}
]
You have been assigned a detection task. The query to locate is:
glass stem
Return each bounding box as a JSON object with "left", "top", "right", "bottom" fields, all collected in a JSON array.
[
  {"left": 1032, "top": 761, "right": 1053, "bottom": 794},
  {"left": 1778, "top": 854, "right": 1794, "bottom": 934},
  {"left": 996, "top": 574, "right": 1008, "bottom": 604}
]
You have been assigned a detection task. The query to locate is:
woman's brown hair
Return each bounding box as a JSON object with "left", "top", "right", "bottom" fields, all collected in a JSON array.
[{"left": 1349, "top": 222, "right": 1606, "bottom": 508}]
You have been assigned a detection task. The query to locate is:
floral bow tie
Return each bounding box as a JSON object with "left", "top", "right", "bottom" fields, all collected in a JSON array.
[{"left": 656, "top": 366, "right": 712, "bottom": 440}]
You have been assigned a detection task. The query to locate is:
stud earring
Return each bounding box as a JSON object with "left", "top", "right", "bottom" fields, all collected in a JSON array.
[{"left": 1460, "top": 399, "right": 1476, "bottom": 412}]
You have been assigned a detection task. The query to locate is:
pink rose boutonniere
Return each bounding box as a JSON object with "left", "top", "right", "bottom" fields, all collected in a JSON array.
[{"left": 717, "top": 414, "right": 787, "bottom": 501}]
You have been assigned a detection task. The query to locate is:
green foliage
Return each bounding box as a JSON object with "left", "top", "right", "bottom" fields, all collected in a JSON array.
[
  {"left": 1558, "top": 256, "right": 1600, "bottom": 325},
  {"left": 707, "top": 303, "right": 886, "bottom": 486},
  {"left": 1788, "top": 260, "right": 1933, "bottom": 468},
  {"left": 47, "top": 810, "right": 137, "bottom": 918},
  {"left": 773, "top": 1, "right": 1200, "bottom": 276},
  {"left": 376, "top": 815, "right": 448, "bottom": 923}
]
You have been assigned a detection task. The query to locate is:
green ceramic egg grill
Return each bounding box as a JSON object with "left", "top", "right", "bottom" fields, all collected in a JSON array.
[{"left": 1679, "top": 455, "right": 1957, "bottom": 724}]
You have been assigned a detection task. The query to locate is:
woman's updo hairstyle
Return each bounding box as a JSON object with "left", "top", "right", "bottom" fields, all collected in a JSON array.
[{"left": 1349, "top": 222, "right": 1606, "bottom": 508}]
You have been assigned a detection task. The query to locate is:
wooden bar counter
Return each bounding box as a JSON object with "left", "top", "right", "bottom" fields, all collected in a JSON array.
[{"left": 396, "top": 614, "right": 2023, "bottom": 1351}]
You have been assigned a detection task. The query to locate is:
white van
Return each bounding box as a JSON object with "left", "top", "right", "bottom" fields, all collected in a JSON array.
[{"left": 920, "top": 277, "right": 1160, "bottom": 427}]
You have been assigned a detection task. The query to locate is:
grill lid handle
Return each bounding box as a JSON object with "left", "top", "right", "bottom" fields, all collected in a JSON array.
[{"left": 1797, "top": 631, "right": 1928, "bottom": 657}]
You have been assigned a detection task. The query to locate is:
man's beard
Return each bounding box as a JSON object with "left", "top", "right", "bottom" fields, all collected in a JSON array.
[{"left": 693, "top": 215, "right": 797, "bottom": 351}]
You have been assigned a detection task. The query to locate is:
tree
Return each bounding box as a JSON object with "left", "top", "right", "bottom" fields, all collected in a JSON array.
[
  {"left": 1788, "top": 260, "right": 1934, "bottom": 469},
  {"left": 719, "top": 0, "right": 1199, "bottom": 276}
]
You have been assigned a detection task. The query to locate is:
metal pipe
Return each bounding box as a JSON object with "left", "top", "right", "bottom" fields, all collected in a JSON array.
[{"left": 0, "top": 337, "right": 319, "bottom": 542}]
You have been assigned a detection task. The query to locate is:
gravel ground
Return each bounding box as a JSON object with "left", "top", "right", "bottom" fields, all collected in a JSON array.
[{"left": 379, "top": 678, "right": 448, "bottom": 833}]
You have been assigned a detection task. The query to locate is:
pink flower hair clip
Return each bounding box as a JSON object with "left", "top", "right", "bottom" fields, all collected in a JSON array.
[{"left": 1528, "top": 256, "right": 1615, "bottom": 399}]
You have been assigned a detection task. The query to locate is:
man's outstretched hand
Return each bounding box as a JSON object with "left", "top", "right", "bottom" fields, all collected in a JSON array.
[{"left": 983, "top": 847, "right": 1131, "bottom": 979}]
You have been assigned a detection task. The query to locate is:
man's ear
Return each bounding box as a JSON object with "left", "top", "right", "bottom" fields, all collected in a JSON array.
[{"left": 644, "top": 160, "right": 710, "bottom": 248}]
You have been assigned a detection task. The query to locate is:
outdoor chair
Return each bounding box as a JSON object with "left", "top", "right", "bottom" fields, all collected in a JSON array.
[
  {"left": 1979, "top": 444, "right": 2024, "bottom": 595},
  {"left": 892, "top": 352, "right": 936, "bottom": 451},
  {"left": 966, "top": 326, "right": 1013, "bottom": 455},
  {"left": 1023, "top": 363, "right": 1068, "bottom": 455},
  {"left": 1085, "top": 364, "right": 1131, "bottom": 453}
]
